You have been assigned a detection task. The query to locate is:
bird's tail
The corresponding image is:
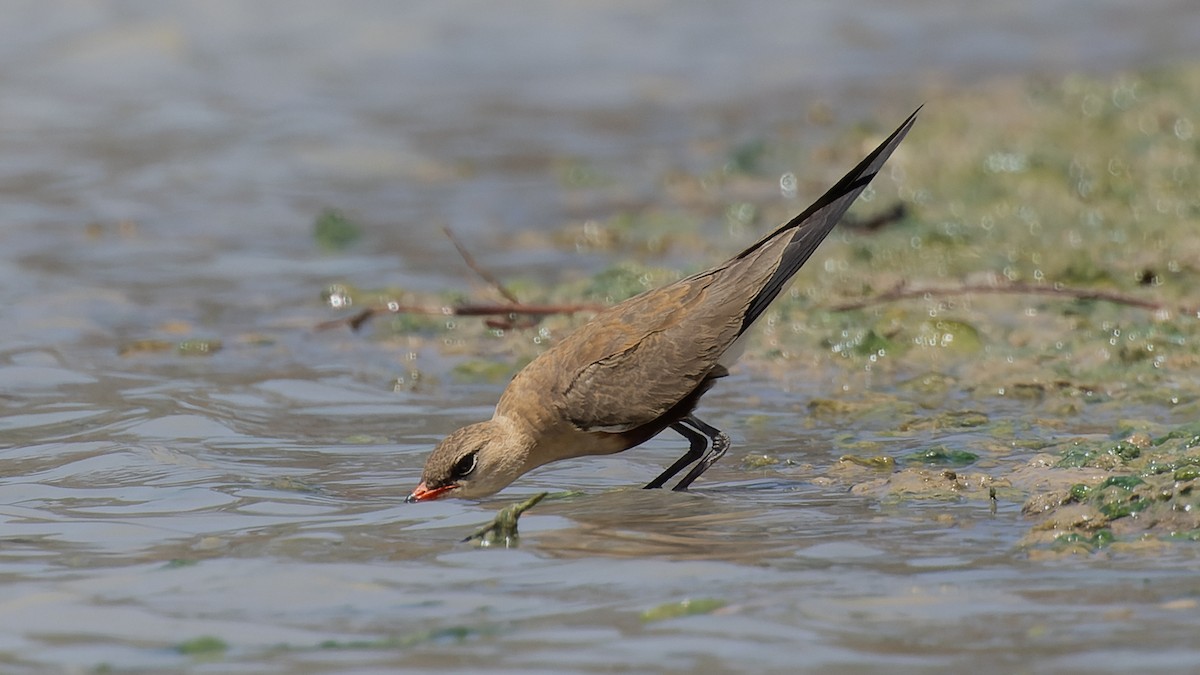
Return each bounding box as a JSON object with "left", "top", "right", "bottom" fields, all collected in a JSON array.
[{"left": 737, "top": 107, "right": 921, "bottom": 334}]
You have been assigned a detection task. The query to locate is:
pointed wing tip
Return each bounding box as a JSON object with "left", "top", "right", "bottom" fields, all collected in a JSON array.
[
  {"left": 735, "top": 104, "right": 923, "bottom": 261},
  {"left": 882, "top": 105, "right": 923, "bottom": 150},
  {"left": 854, "top": 105, "right": 922, "bottom": 178}
]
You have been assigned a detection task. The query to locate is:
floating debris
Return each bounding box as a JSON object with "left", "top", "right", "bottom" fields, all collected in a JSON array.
[{"left": 463, "top": 492, "right": 548, "bottom": 548}]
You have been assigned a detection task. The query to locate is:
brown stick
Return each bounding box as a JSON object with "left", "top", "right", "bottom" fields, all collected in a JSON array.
[
  {"left": 829, "top": 280, "right": 1186, "bottom": 314},
  {"left": 315, "top": 301, "right": 605, "bottom": 332},
  {"left": 441, "top": 225, "right": 521, "bottom": 304}
]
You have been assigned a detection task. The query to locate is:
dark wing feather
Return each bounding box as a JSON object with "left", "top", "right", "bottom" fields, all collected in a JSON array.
[{"left": 738, "top": 107, "right": 920, "bottom": 333}]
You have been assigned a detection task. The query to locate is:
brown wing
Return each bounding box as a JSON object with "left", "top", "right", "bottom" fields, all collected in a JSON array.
[
  {"left": 525, "top": 269, "right": 745, "bottom": 433},
  {"left": 498, "top": 109, "right": 921, "bottom": 435},
  {"left": 549, "top": 229, "right": 805, "bottom": 433}
]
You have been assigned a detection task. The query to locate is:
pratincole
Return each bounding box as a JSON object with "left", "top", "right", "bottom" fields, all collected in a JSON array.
[{"left": 407, "top": 108, "right": 919, "bottom": 502}]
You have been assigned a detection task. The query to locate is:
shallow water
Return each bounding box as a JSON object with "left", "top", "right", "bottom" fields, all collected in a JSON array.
[{"left": 3, "top": 3, "right": 1200, "bottom": 673}]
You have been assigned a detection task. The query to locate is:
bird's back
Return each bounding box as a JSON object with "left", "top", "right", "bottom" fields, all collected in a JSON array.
[{"left": 498, "top": 108, "right": 921, "bottom": 437}]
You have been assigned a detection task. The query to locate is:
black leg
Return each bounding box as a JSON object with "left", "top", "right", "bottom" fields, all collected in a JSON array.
[
  {"left": 671, "top": 415, "right": 730, "bottom": 491},
  {"left": 643, "top": 420, "right": 707, "bottom": 489}
]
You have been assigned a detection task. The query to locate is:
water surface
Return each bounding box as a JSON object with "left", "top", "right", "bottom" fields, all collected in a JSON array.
[{"left": 3, "top": 3, "right": 1200, "bottom": 673}]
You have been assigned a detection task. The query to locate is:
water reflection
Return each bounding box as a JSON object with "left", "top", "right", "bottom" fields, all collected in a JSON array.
[{"left": 529, "top": 489, "right": 799, "bottom": 561}]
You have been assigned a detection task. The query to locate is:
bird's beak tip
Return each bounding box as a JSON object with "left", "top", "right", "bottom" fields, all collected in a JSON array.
[{"left": 405, "top": 481, "right": 455, "bottom": 503}]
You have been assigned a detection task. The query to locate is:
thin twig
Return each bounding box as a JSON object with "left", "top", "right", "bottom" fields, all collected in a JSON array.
[
  {"left": 319, "top": 276, "right": 1188, "bottom": 334},
  {"left": 315, "top": 309, "right": 378, "bottom": 332},
  {"left": 320, "top": 228, "right": 598, "bottom": 332},
  {"left": 315, "top": 301, "right": 605, "bottom": 332},
  {"left": 830, "top": 280, "right": 1187, "bottom": 314},
  {"left": 441, "top": 225, "right": 520, "bottom": 304}
]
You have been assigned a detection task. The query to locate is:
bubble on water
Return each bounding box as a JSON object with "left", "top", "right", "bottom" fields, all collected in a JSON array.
[
  {"left": 983, "top": 152, "right": 1028, "bottom": 174},
  {"left": 1111, "top": 79, "right": 1139, "bottom": 109},
  {"left": 1175, "top": 117, "right": 1194, "bottom": 141},
  {"left": 326, "top": 286, "right": 353, "bottom": 309},
  {"left": 779, "top": 171, "right": 797, "bottom": 199}
]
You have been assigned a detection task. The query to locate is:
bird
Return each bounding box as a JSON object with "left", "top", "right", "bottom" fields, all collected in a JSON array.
[{"left": 406, "top": 108, "right": 919, "bottom": 502}]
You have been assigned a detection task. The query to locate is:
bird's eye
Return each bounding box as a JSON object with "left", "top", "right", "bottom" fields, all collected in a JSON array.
[{"left": 452, "top": 451, "right": 478, "bottom": 480}]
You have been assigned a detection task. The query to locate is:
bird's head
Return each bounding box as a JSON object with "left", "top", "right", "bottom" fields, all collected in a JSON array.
[{"left": 405, "top": 419, "right": 531, "bottom": 502}]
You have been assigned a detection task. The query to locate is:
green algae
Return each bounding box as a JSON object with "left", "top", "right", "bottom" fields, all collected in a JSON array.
[
  {"left": 1169, "top": 529, "right": 1200, "bottom": 542},
  {"left": 452, "top": 358, "right": 516, "bottom": 383},
  {"left": 898, "top": 372, "right": 958, "bottom": 395},
  {"left": 266, "top": 625, "right": 493, "bottom": 656},
  {"left": 313, "top": 208, "right": 362, "bottom": 251},
  {"left": 899, "top": 411, "right": 989, "bottom": 431},
  {"left": 464, "top": 492, "right": 548, "bottom": 548},
  {"left": 177, "top": 339, "right": 222, "bottom": 356},
  {"left": 839, "top": 454, "right": 896, "bottom": 470},
  {"left": 743, "top": 454, "right": 796, "bottom": 469},
  {"left": 1057, "top": 439, "right": 1143, "bottom": 468},
  {"left": 1053, "top": 529, "right": 1115, "bottom": 552},
  {"left": 725, "top": 138, "right": 769, "bottom": 175},
  {"left": 640, "top": 598, "right": 727, "bottom": 622},
  {"left": 1019, "top": 419, "right": 1200, "bottom": 550},
  {"left": 117, "top": 339, "right": 175, "bottom": 356},
  {"left": 913, "top": 319, "right": 984, "bottom": 354},
  {"left": 117, "top": 338, "right": 223, "bottom": 357},
  {"left": 1174, "top": 466, "right": 1200, "bottom": 481},
  {"left": 901, "top": 446, "right": 980, "bottom": 467},
  {"left": 555, "top": 157, "right": 614, "bottom": 189},
  {"left": 315, "top": 626, "right": 479, "bottom": 650},
  {"left": 1099, "top": 475, "right": 1146, "bottom": 490},
  {"left": 176, "top": 636, "right": 228, "bottom": 656}
]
